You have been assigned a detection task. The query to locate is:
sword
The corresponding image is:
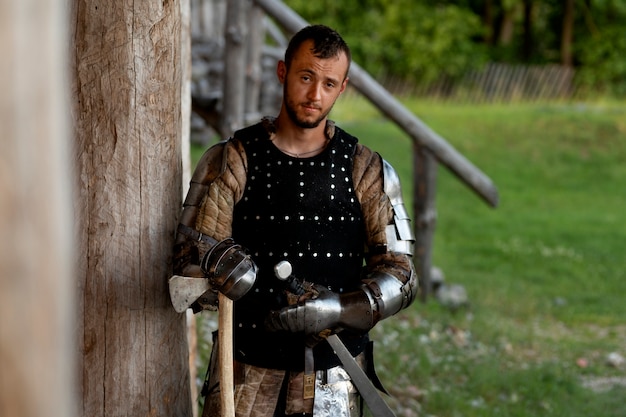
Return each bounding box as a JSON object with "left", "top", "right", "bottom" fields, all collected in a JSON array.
[
  {"left": 274, "top": 261, "right": 397, "bottom": 417},
  {"left": 327, "top": 334, "right": 396, "bottom": 417}
]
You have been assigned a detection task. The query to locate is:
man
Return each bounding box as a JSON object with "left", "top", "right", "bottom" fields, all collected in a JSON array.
[{"left": 174, "top": 25, "right": 418, "bottom": 417}]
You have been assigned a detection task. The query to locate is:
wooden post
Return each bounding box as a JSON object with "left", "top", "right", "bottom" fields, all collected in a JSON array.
[
  {"left": 70, "top": 1, "right": 192, "bottom": 415},
  {"left": 245, "top": 3, "right": 265, "bottom": 123},
  {"left": 0, "top": 1, "right": 75, "bottom": 416},
  {"left": 180, "top": 1, "right": 200, "bottom": 416},
  {"left": 561, "top": 0, "right": 574, "bottom": 67},
  {"left": 221, "top": 0, "right": 248, "bottom": 138},
  {"left": 413, "top": 145, "right": 438, "bottom": 301}
]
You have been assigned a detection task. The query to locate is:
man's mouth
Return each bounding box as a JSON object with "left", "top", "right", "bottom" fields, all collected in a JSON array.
[{"left": 302, "top": 103, "right": 321, "bottom": 111}]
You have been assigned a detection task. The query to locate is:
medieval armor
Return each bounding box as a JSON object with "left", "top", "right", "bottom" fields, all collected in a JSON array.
[
  {"left": 174, "top": 118, "right": 419, "bottom": 416},
  {"left": 199, "top": 237, "right": 258, "bottom": 300},
  {"left": 265, "top": 284, "right": 375, "bottom": 334}
]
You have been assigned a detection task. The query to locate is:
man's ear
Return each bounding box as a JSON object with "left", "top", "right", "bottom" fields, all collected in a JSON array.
[
  {"left": 277, "top": 60, "right": 287, "bottom": 84},
  {"left": 339, "top": 77, "right": 349, "bottom": 94}
]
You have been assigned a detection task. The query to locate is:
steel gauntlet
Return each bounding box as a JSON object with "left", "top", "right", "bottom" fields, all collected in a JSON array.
[
  {"left": 265, "top": 285, "right": 374, "bottom": 335},
  {"left": 200, "top": 238, "right": 258, "bottom": 301},
  {"left": 265, "top": 269, "right": 417, "bottom": 335}
]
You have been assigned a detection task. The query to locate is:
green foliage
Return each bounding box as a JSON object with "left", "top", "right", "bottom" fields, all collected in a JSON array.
[
  {"left": 376, "top": 1, "right": 488, "bottom": 83},
  {"left": 285, "top": 0, "right": 488, "bottom": 84},
  {"left": 576, "top": 26, "right": 626, "bottom": 97},
  {"left": 281, "top": 0, "right": 626, "bottom": 96}
]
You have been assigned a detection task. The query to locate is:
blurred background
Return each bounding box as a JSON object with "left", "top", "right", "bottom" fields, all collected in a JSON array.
[{"left": 189, "top": 1, "right": 626, "bottom": 416}]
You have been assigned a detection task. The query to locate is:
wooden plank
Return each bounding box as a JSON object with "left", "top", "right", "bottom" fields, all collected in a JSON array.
[
  {"left": 221, "top": 0, "right": 248, "bottom": 138},
  {"left": 245, "top": 4, "right": 265, "bottom": 121},
  {"left": 179, "top": 1, "right": 199, "bottom": 416},
  {"left": 413, "top": 145, "right": 438, "bottom": 301}
]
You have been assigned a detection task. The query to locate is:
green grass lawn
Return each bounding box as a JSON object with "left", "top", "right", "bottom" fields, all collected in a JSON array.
[
  {"left": 332, "top": 98, "right": 626, "bottom": 417},
  {"left": 191, "top": 98, "right": 626, "bottom": 416}
]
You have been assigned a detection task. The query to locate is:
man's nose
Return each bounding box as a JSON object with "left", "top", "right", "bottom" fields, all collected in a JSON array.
[{"left": 306, "top": 83, "right": 322, "bottom": 101}]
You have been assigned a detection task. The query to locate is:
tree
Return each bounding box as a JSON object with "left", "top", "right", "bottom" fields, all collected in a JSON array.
[
  {"left": 287, "top": 0, "right": 626, "bottom": 95},
  {"left": 287, "top": 0, "right": 487, "bottom": 84},
  {"left": 70, "top": 1, "right": 192, "bottom": 415},
  {"left": 561, "top": 0, "right": 575, "bottom": 66},
  {"left": 574, "top": 0, "right": 626, "bottom": 96}
]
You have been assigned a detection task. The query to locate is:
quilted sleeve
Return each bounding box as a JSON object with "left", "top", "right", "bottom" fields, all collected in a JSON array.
[{"left": 173, "top": 139, "right": 248, "bottom": 276}]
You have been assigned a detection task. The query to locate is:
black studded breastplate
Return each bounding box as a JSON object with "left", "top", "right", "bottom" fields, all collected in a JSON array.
[{"left": 230, "top": 123, "right": 367, "bottom": 371}]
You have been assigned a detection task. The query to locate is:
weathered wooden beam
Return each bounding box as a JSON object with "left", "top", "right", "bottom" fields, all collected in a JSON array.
[
  {"left": 70, "top": 1, "right": 192, "bottom": 415},
  {"left": 254, "top": 0, "right": 499, "bottom": 208},
  {"left": 245, "top": 4, "right": 265, "bottom": 123},
  {"left": 221, "top": 0, "right": 248, "bottom": 138},
  {"left": 413, "top": 145, "right": 438, "bottom": 301},
  {"left": 179, "top": 1, "right": 198, "bottom": 415}
]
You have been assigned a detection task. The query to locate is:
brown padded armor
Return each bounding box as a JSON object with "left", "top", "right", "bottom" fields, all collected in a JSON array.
[
  {"left": 174, "top": 139, "right": 246, "bottom": 276},
  {"left": 174, "top": 135, "right": 412, "bottom": 285},
  {"left": 352, "top": 144, "right": 413, "bottom": 284}
]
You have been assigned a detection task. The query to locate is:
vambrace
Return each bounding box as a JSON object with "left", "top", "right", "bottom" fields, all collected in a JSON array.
[
  {"left": 172, "top": 139, "right": 251, "bottom": 311},
  {"left": 265, "top": 271, "right": 418, "bottom": 335},
  {"left": 361, "top": 269, "right": 417, "bottom": 324},
  {"left": 382, "top": 159, "right": 414, "bottom": 256},
  {"left": 358, "top": 159, "right": 418, "bottom": 324}
]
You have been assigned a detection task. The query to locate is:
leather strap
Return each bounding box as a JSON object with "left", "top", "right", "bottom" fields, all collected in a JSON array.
[
  {"left": 303, "top": 346, "right": 315, "bottom": 400},
  {"left": 177, "top": 223, "right": 219, "bottom": 246}
]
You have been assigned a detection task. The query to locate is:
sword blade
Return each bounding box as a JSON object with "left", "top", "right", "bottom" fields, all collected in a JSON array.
[{"left": 326, "top": 334, "right": 396, "bottom": 417}]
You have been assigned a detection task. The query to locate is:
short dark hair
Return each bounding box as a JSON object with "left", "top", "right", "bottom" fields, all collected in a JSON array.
[{"left": 284, "top": 25, "right": 351, "bottom": 74}]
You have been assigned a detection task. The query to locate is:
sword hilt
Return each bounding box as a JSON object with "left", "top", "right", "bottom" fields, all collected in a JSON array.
[{"left": 274, "top": 260, "right": 307, "bottom": 296}]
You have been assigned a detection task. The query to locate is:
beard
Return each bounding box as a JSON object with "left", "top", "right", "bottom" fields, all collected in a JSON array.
[{"left": 283, "top": 81, "right": 334, "bottom": 129}]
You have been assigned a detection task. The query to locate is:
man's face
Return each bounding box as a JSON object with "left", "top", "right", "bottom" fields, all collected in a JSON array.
[{"left": 278, "top": 40, "right": 349, "bottom": 129}]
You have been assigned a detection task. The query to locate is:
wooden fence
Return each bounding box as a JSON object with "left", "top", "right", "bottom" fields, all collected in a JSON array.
[{"left": 383, "top": 62, "right": 576, "bottom": 102}]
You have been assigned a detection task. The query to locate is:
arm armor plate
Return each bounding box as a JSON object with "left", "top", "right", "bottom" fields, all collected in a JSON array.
[
  {"left": 362, "top": 270, "right": 417, "bottom": 323},
  {"left": 173, "top": 139, "right": 254, "bottom": 310},
  {"left": 363, "top": 159, "right": 417, "bottom": 323},
  {"left": 382, "top": 159, "right": 414, "bottom": 256}
]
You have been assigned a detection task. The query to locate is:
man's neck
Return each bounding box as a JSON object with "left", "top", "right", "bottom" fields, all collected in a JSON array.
[{"left": 271, "top": 113, "right": 330, "bottom": 157}]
